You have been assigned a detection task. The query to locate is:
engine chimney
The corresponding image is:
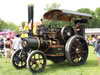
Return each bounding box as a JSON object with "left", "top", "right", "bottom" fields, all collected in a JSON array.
[{"left": 28, "top": 4, "right": 34, "bottom": 36}]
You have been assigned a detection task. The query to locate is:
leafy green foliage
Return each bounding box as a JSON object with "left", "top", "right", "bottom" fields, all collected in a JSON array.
[
  {"left": 95, "top": 7, "right": 100, "bottom": 17},
  {"left": 77, "top": 8, "right": 100, "bottom": 28},
  {"left": 77, "top": 8, "right": 95, "bottom": 15},
  {"left": 44, "top": 2, "right": 60, "bottom": 11},
  {"left": 43, "top": 19, "right": 74, "bottom": 28},
  {"left": 21, "top": 21, "right": 26, "bottom": 28},
  {"left": 0, "top": 18, "right": 19, "bottom": 33}
]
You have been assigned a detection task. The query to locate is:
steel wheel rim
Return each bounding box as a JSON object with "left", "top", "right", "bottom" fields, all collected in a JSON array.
[
  {"left": 61, "top": 26, "right": 75, "bottom": 41},
  {"left": 28, "top": 52, "right": 46, "bottom": 73},
  {"left": 69, "top": 37, "right": 88, "bottom": 64},
  {"left": 13, "top": 50, "right": 26, "bottom": 68}
]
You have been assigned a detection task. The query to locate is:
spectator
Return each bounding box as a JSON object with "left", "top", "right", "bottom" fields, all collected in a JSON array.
[
  {"left": 76, "top": 23, "right": 85, "bottom": 37},
  {"left": 93, "top": 36, "right": 100, "bottom": 66},
  {"left": 4, "top": 37, "right": 12, "bottom": 63},
  {"left": 92, "top": 36, "right": 97, "bottom": 47},
  {"left": 10, "top": 36, "right": 14, "bottom": 45},
  {"left": 12, "top": 34, "right": 22, "bottom": 51},
  {"left": 0, "top": 38, "right": 4, "bottom": 50},
  {"left": 19, "top": 25, "right": 23, "bottom": 32}
]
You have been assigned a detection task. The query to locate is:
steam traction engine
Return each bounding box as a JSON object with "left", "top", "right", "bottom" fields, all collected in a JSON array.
[{"left": 11, "top": 5, "right": 92, "bottom": 73}]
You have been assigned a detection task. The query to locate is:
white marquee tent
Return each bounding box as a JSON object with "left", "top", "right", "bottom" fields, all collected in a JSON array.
[{"left": 85, "top": 28, "right": 100, "bottom": 35}]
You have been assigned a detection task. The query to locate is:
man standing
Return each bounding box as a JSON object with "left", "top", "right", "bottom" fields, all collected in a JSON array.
[
  {"left": 76, "top": 23, "right": 85, "bottom": 37},
  {"left": 12, "top": 34, "right": 22, "bottom": 51}
]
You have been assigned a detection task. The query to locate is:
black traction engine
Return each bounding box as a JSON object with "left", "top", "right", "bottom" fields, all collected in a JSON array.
[{"left": 11, "top": 4, "right": 92, "bottom": 73}]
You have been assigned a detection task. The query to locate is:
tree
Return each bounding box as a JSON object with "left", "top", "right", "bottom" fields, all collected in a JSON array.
[
  {"left": 7, "top": 22, "right": 19, "bottom": 33},
  {"left": 77, "top": 8, "right": 95, "bottom": 15},
  {"left": 21, "top": 21, "right": 26, "bottom": 28},
  {"left": 95, "top": 7, "right": 100, "bottom": 17},
  {"left": 0, "top": 19, "right": 8, "bottom": 31},
  {"left": 77, "top": 8, "right": 100, "bottom": 28},
  {"left": 44, "top": 2, "right": 60, "bottom": 11},
  {"left": 0, "top": 18, "right": 19, "bottom": 33}
]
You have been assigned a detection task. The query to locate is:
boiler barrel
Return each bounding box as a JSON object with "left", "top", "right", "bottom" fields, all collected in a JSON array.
[{"left": 22, "top": 37, "right": 40, "bottom": 50}]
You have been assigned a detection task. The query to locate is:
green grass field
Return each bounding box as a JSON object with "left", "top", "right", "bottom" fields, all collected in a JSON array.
[{"left": 0, "top": 46, "right": 99, "bottom": 75}]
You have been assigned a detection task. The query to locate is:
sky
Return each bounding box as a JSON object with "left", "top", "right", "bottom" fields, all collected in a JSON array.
[{"left": 0, "top": 0, "right": 100, "bottom": 25}]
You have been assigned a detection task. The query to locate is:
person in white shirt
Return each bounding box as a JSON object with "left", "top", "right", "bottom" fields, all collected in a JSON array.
[{"left": 12, "top": 34, "right": 22, "bottom": 51}]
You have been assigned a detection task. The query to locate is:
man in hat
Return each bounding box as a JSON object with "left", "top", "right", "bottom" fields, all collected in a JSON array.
[{"left": 12, "top": 34, "right": 22, "bottom": 51}]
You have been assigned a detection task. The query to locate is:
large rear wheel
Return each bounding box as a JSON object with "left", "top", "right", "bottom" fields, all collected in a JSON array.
[{"left": 65, "top": 35, "right": 88, "bottom": 66}]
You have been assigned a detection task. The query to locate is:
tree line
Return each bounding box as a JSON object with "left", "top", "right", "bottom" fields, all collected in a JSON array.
[
  {"left": 0, "top": 2, "right": 100, "bottom": 33},
  {"left": 0, "top": 18, "right": 19, "bottom": 33},
  {"left": 77, "top": 8, "right": 100, "bottom": 28}
]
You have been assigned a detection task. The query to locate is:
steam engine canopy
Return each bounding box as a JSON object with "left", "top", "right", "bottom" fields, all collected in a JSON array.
[{"left": 43, "top": 9, "right": 92, "bottom": 22}]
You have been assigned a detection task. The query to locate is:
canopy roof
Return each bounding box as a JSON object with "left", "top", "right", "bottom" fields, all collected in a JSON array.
[{"left": 43, "top": 9, "right": 92, "bottom": 22}]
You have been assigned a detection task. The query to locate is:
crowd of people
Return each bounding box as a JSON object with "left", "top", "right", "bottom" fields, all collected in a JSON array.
[
  {"left": 87, "top": 35, "right": 100, "bottom": 66},
  {"left": 86, "top": 35, "right": 97, "bottom": 47},
  {"left": 93, "top": 36, "right": 100, "bottom": 66},
  {"left": 0, "top": 33, "right": 22, "bottom": 63}
]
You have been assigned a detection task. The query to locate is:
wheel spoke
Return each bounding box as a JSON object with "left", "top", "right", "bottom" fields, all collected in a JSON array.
[
  {"left": 34, "top": 54, "right": 36, "bottom": 59},
  {"left": 31, "top": 58, "right": 35, "bottom": 62},
  {"left": 71, "top": 51, "right": 75, "bottom": 55},
  {"left": 81, "top": 43, "right": 85, "bottom": 47},
  {"left": 75, "top": 55, "right": 79, "bottom": 63},
  {"left": 78, "top": 54, "right": 85, "bottom": 61},
  {"left": 79, "top": 43, "right": 85, "bottom": 49},
  {"left": 30, "top": 62, "right": 34, "bottom": 66},
  {"left": 76, "top": 43, "right": 80, "bottom": 47},
  {"left": 71, "top": 46, "right": 76, "bottom": 50},
  {"left": 38, "top": 54, "right": 40, "bottom": 59},
  {"left": 21, "top": 61, "right": 23, "bottom": 66},
  {"left": 30, "top": 59, "right": 35, "bottom": 66},
  {"left": 74, "top": 43, "right": 79, "bottom": 49},
  {"left": 34, "top": 64, "right": 38, "bottom": 71},
  {"left": 39, "top": 58, "right": 43, "bottom": 60},
  {"left": 76, "top": 39, "right": 83, "bottom": 49},
  {"left": 37, "top": 65, "right": 40, "bottom": 70},
  {"left": 40, "top": 62, "right": 43, "bottom": 65},
  {"left": 80, "top": 51, "right": 87, "bottom": 53},
  {"left": 75, "top": 40, "right": 78, "bottom": 46}
]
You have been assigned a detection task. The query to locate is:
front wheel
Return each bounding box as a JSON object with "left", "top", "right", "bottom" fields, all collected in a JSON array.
[
  {"left": 11, "top": 49, "right": 27, "bottom": 69},
  {"left": 27, "top": 50, "right": 46, "bottom": 73}
]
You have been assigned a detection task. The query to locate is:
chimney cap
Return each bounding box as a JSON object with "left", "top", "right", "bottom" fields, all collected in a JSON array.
[{"left": 27, "top": 4, "right": 34, "bottom": 7}]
